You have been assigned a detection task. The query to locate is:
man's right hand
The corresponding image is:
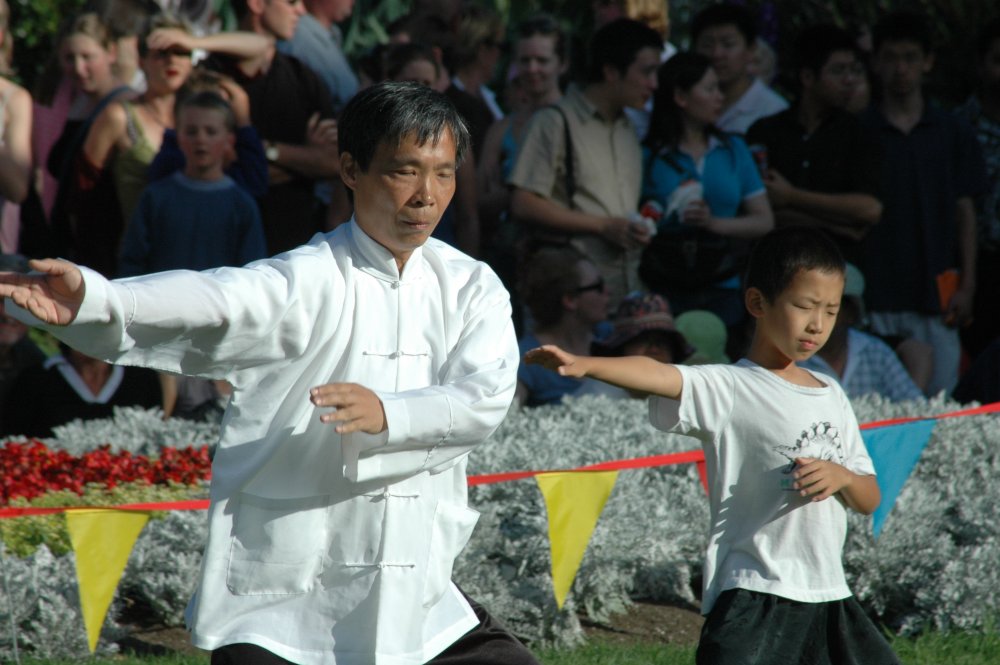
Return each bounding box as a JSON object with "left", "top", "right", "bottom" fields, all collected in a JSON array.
[
  {"left": 600, "top": 217, "right": 652, "bottom": 249},
  {"left": 0, "top": 258, "right": 85, "bottom": 326}
]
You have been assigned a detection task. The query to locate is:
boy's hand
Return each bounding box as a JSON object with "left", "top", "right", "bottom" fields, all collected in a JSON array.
[
  {"left": 523, "top": 345, "right": 587, "bottom": 377},
  {"left": 792, "top": 457, "right": 853, "bottom": 502}
]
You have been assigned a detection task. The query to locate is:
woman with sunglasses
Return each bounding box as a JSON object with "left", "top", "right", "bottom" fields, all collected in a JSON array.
[
  {"left": 515, "top": 245, "right": 619, "bottom": 407},
  {"left": 81, "top": 13, "right": 195, "bottom": 238}
]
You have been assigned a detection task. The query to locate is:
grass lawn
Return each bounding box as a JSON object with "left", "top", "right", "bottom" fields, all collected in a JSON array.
[{"left": 16, "top": 631, "right": 1000, "bottom": 665}]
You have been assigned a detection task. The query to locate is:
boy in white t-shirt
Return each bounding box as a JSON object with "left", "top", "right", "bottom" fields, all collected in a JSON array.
[{"left": 525, "top": 227, "right": 899, "bottom": 664}]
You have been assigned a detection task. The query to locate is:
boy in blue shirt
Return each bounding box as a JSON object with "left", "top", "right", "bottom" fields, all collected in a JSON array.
[
  {"left": 119, "top": 91, "right": 267, "bottom": 277},
  {"left": 526, "top": 227, "right": 899, "bottom": 664}
]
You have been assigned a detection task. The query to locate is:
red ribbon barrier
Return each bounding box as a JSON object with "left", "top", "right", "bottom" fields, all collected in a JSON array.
[{"left": 3, "top": 402, "right": 997, "bottom": 518}]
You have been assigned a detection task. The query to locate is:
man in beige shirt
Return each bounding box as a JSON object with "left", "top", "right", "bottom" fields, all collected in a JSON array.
[{"left": 508, "top": 18, "right": 662, "bottom": 309}]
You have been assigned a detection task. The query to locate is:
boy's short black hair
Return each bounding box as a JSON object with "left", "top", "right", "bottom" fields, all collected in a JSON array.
[
  {"left": 691, "top": 4, "right": 757, "bottom": 46},
  {"left": 872, "top": 10, "right": 933, "bottom": 55},
  {"left": 585, "top": 18, "right": 662, "bottom": 84},
  {"left": 744, "top": 228, "right": 845, "bottom": 303},
  {"left": 794, "top": 24, "right": 858, "bottom": 75},
  {"left": 338, "top": 81, "right": 470, "bottom": 172}
]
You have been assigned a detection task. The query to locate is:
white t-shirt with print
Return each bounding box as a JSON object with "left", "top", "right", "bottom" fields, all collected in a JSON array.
[{"left": 649, "top": 359, "right": 876, "bottom": 615}]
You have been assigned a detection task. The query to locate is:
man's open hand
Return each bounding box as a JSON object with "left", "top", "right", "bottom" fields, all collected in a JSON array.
[{"left": 0, "top": 258, "right": 84, "bottom": 325}]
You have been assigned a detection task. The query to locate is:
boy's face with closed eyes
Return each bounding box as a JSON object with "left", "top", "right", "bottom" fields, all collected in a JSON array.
[{"left": 751, "top": 267, "right": 845, "bottom": 364}]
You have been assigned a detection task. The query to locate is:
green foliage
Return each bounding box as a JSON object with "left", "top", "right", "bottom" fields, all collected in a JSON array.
[
  {"left": 15, "top": 632, "right": 1000, "bottom": 664},
  {"left": 341, "top": 0, "right": 412, "bottom": 59},
  {"left": 8, "top": 0, "right": 87, "bottom": 89},
  {"left": 0, "top": 481, "right": 206, "bottom": 557},
  {"left": 537, "top": 642, "right": 698, "bottom": 664}
]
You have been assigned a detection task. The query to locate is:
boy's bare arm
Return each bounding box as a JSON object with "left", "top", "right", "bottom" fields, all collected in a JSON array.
[
  {"left": 523, "top": 345, "right": 683, "bottom": 399},
  {"left": 793, "top": 457, "right": 881, "bottom": 515}
]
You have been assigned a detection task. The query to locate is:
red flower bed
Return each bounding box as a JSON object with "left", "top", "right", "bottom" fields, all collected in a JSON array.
[{"left": 0, "top": 440, "right": 212, "bottom": 505}]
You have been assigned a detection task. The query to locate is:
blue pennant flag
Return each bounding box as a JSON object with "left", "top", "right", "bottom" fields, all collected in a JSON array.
[{"left": 862, "top": 419, "right": 937, "bottom": 537}]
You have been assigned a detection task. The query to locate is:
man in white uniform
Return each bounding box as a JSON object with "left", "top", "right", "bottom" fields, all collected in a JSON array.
[{"left": 0, "top": 82, "right": 533, "bottom": 665}]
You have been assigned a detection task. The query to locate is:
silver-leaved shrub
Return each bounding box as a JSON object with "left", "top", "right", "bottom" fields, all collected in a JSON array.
[{"left": 1, "top": 394, "right": 999, "bottom": 659}]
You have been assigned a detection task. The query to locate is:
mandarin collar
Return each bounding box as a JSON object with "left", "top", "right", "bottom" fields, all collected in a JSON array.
[{"left": 347, "top": 217, "right": 426, "bottom": 283}]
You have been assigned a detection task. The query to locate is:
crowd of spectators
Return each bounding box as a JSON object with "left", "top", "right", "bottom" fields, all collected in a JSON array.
[{"left": 0, "top": 0, "right": 998, "bottom": 435}]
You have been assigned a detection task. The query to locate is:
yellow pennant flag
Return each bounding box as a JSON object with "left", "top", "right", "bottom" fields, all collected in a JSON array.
[
  {"left": 536, "top": 471, "right": 618, "bottom": 608},
  {"left": 65, "top": 509, "right": 150, "bottom": 653}
]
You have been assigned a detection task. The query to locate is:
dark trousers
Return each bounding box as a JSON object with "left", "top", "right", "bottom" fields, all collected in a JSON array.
[
  {"left": 695, "top": 588, "right": 900, "bottom": 665},
  {"left": 211, "top": 593, "right": 539, "bottom": 665}
]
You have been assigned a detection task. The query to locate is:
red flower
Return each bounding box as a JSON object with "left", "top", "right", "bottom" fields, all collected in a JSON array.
[{"left": 0, "top": 439, "right": 212, "bottom": 505}]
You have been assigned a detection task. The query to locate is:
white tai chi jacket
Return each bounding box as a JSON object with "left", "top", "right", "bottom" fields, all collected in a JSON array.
[{"left": 16, "top": 221, "right": 519, "bottom": 664}]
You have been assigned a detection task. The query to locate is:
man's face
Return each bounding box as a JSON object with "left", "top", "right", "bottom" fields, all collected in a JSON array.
[
  {"left": 260, "top": 0, "right": 304, "bottom": 41},
  {"left": 319, "top": 0, "right": 354, "bottom": 23},
  {"left": 805, "top": 50, "right": 862, "bottom": 110},
  {"left": 694, "top": 24, "right": 753, "bottom": 87},
  {"left": 341, "top": 130, "right": 458, "bottom": 269},
  {"left": 608, "top": 46, "right": 660, "bottom": 110},
  {"left": 873, "top": 40, "right": 932, "bottom": 98}
]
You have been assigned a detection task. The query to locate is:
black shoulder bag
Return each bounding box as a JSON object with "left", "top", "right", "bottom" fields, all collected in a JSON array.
[{"left": 638, "top": 148, "right": 750, "bottom": 293}]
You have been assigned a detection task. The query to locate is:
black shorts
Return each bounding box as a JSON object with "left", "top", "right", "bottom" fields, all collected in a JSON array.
[{"left": 695, "top": 588, "right": 901, "bottom": 665}]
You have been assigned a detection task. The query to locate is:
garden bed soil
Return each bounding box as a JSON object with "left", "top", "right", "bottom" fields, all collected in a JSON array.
[
  {"left": 119, "top": 600, "right": 704, "bottom": 656},
  {"left": 581, "top": 600, "right": 704, "bottom": 646}
]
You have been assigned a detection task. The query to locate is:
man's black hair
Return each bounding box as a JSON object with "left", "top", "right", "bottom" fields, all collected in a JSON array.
[
  {"left": 977, "top": 18, "right": 1000, "bottom": 60},
  {"left": 872, "top": 10, "right": 933, "bottom": 55},
  {"left": 744, "top": 227, "right": 845, "bottom": 303},
  {"left": 794, "top": 24, "right": 859, "bottom": 75},
  {"left": 585, "top": 18, "right": 662, "bottom": 84},
  {"left": 338, "top": 81, "right": 471, "bottom": 172},
  {"left": 691, "top": 4, "right": 757, "bottom": 47}
]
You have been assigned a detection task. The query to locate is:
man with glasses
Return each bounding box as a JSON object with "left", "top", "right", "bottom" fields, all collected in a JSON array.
[{"left": 746, "top": 24, "right": 883, "bottom": 265}]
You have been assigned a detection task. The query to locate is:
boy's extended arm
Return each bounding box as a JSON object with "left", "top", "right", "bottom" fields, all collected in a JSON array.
[
  {"left": 793, "top": 457, "right": 881, "bottom": 515},
  {"left": 523, "top": 345, "right": 683, "bottom": 399}
]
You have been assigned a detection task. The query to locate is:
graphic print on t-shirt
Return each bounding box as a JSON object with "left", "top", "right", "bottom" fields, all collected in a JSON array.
[{"left": 773, "top": 421, "right": 846, "bottom": 490}]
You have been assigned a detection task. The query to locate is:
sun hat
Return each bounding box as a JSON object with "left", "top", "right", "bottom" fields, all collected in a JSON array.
[{"left": 601, "top": 292, "right": 690, "bottom": 356}]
